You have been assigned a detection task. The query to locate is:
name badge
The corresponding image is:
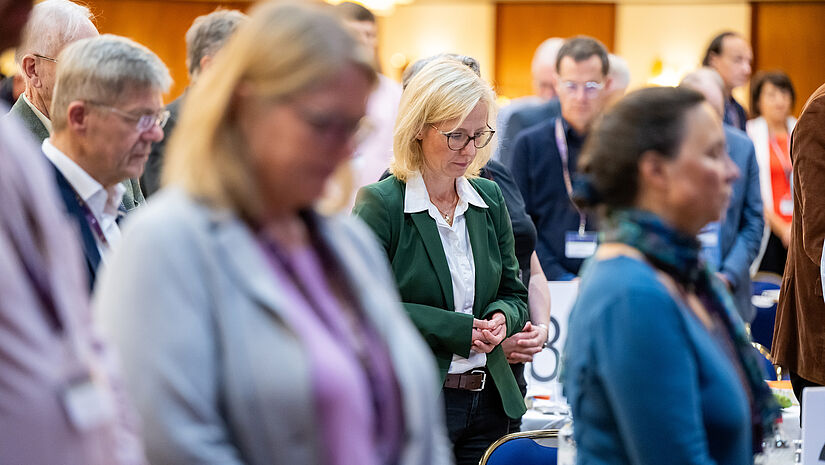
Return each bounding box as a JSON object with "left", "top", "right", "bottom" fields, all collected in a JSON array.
[
  {"left": 565, "top": 231, "right": 598, "bottom": 259},
  {"left": 780, "top": 198, "right": 793, "bottom": 216},
  {"left": 61, "top": 374, "right": 115, "bottom": 432}
]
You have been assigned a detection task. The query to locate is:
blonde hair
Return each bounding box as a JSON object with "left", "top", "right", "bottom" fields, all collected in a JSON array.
[
  {"left": 163, "top": 0, "right": 376, "bottom": 222},
  {"left": 390, "top": 57, "right": 497, "bottom": 182}
]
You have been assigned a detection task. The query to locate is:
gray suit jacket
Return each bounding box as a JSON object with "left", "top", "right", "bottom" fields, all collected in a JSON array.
[
  {"left": 94, "top": 188, "right": 452, "bottom": 465},
  {"left": 7, "top": 95, "right": 145, "bottom": 210},
  {"left": 7, "top": 94, "right": 49, "bottom": 142}
]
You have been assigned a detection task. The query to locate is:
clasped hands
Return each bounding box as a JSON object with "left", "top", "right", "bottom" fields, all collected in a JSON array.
[{"left": 471, "top": 312, "right": 507, "bottom": 354}]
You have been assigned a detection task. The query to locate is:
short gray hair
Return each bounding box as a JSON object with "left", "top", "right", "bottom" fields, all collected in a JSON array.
[
  {"left": 680, "top": 67, "right": 724, "bottom": 93},
  {"left": 608, "top": 54, "right": 630, "bottom": 90},
  {"left": 15, "top": 0, "right": 96, "bottom": 64},
  {"left": 51, "top": 34, "right": 172, "bottom": 131},
  {"left": 531, "top": 37, "right": 563, "bottom": 76},
  {"left": 185, "top": 9, "right": 247, "bottom": 78}
]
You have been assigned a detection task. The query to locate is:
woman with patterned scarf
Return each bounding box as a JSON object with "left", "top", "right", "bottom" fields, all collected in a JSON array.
[{"left": 562, "top": 86, "right": 780, "bottom": 464}]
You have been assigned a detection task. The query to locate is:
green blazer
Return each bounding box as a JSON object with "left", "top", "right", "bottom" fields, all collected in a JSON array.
[{"left": 353, "top": 175, "right": 528, "bottom": 418}]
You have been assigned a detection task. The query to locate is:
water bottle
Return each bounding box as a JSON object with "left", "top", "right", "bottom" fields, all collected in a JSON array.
[{"left": 558, "top": 419, "right": 576, "bottom": 465}]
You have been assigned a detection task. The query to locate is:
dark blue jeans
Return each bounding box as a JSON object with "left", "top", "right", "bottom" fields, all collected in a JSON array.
[{"left": 443, "top": 374, "right": 511, "bottom": 465}]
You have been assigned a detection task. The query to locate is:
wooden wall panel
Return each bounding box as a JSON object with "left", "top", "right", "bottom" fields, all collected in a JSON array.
[
  {"left": 495, "top": 2, "right": 615, "bottom": 99},
  {"left": 752, "top": 2, "right": 825, "bottom": 116},
  {"left": 85, "top": 0, "right": 252, "bottom": 102}
]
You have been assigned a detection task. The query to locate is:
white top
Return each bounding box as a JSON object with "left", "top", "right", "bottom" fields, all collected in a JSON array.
[
  {"left": 42, "top": 138, "right": 125, "bottom": 259},
  {"left": 404, "top": 171, "right": 490, "bottom": 373},
  {"left": 22, "top": 93, "right": 53, "bottom": 134}
]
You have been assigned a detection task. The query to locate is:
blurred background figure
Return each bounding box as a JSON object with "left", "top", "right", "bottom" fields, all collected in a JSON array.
[
  {"left": 604, "top": 53, "right": 630, "bottom": 106},
  {"left": 1, "top": 1, "right": 146, "bottom": 463},
  {"left": 141, "top": 8, "right": 247, "bottom": 198},
  {"left": 747, "top": 71, "right": 797, "bottom": 275},
  {"left": 564, "top": 86, "right": 778, "bottom": 464},
  {"left": 495, "top": 37, "right": 564, "bottom": 166},
  {"left": 353, "top": 58, "right": 528, "bottom": 465},
  {"left": 94, "top": 3, "right": 450, "bottom": 465},
  {"left": 704, "top": 31, "right": 753, "bottom": 131},
  {"left": 509, "top": 36, "right": 611, "bottom": 281},
  {"left": 9, "top": 0, "right": 98, "bottom": 143},
  {"left": 335, "top": 1, "right": 402, "bottom": 210},
  {"left": 774, "top": 81, "right": 825, "bottom": 417},
  {"left": 0, "top": 72, "right": 24, "bottom": 106},
  {"left": 680, "top": 67, "right": 764, "bottom": 323},
  {"left": 45, "top": 34, "right": 171, "bottom": 290}
]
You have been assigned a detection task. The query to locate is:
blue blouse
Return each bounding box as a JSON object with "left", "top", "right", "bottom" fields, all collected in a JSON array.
[{"left": 563, "top": 255, "right": 752, "bottom": 465}]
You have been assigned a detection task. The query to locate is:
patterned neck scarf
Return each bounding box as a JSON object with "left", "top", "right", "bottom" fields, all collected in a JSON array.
[{"left": 603, "top": 209, "right": 780, "bottom": 452}]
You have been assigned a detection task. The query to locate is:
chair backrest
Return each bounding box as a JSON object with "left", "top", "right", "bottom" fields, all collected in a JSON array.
[
  {"left": 752, "top": 342, "right": 782, "bottom": 381},
  {"left": 479, "top": 429, "right": 558, "bottom": 465},
  {"left": 751, "top": 273, "right": 782, "bottom": 350}
]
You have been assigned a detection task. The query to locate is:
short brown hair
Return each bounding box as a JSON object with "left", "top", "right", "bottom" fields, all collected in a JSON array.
[{"left": 556, "top": 36, "right": 609, "bottom": 76}]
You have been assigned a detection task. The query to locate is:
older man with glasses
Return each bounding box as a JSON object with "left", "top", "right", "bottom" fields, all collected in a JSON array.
[
  {"left": 44, "top": 34, "right": 171, "bottom": 290},
  {"left": 508, "top": 35, "right": 612, "bottom": 281}
]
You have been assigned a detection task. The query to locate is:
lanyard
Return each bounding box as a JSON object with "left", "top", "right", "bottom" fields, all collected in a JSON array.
[
  {"left": 555, "top": 118, "right": 587, "bottom": 235},
  {"left": 72, "top": 190, "right": 111, "bottom": 250},
  {"left": 769, "top": 135, "right": 792, "bottom": 179}
]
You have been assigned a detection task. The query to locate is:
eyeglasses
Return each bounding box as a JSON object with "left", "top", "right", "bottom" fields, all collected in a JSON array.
[
  {"left": 292, "top": 104, "right": 371, "bottom": 143},
  {"left": 32, "top": 54, "right": 58, "bottom": 63},
  {"left": 86, "top": 101, "right": 170, "bottom": 132},
  {"left": 430, "top": 124, "right": 495, "bottom": 151},
  {"left": 559, "top": 80, "right": 604, "bottom": 98}
]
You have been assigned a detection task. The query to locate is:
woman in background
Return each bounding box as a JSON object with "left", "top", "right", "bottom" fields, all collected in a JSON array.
[
  {"left": 353, "top": 58, "right": 528, "bottom": 465},
  {"left": 747, "top": 71, "right": 797, "bottom": 274},
  {"left": 563, "top": 87, "right": 779, "bottom": 464},
  {"left": 93, "top": 2, "right": 450, "bottom": 464}
]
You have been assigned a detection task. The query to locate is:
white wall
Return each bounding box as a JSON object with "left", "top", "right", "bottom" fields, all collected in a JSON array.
[
  {"left": 616, "top": 2, "right": 750, "bottom": 94},
  {"left": 377, "top": 2, "right": 495, "bottom": 84},
  {"left": 377, "top": 1, "right": 751, "bottom": 104}
]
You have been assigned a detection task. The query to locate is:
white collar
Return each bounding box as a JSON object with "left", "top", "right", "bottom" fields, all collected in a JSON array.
[
  {"left": 22, "top": 93, "right": 53, "bottom": 134},
  {"left": 404, "top": 171, "right": 488, "bottom": 214},
  {"left": 42, "top": 138, "right": 125, "bottom": 217}
]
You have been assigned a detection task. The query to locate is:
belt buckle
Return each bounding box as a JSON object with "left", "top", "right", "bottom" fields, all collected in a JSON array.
[{"left": 469, "top": 369, "right": 487, "bottom": 391}]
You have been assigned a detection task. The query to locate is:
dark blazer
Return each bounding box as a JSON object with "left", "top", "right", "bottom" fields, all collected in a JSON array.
[
  {"left": 50, "top": 163, "right": 103, "bottom": 290},
  {"left": 496, "top": 97, "right": 561, "bottom": 167},
  {"left": 720, "top": 125, "right": 764, "bottom": 322},
  {"left": 774, "top": 83, "right": 825, "bottom": 386},
  {"left": 509, "top": 116, "right": 596, "bottom": 280},
  {"left": 7, "top": 95, "right": 49, "bottom": 143},
  {"left": 141, "top": 94, "right": 183, "bottom": 197},
  {"left": 353, "top": 175, "right": 529, "bottom": 418}
]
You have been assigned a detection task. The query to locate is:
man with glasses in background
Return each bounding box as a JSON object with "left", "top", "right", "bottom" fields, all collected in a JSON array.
[
  {"left": 44, "top": 34, "right": 171, "bottom": 290},
  {"left": 509, "top": 36, "right": 611, "bottom": 280},
  {"left": 6, "top": 0, "right": 146, "bottom": 210}
]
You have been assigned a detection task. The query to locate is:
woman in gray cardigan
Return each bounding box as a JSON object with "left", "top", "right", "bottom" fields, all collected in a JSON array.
[{"left": 93, "top": 3, "right": 450, "bottom": 465}]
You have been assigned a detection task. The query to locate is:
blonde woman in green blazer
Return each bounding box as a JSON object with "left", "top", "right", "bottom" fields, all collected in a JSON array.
[{"left": 353, "top": 58, "right": 528, "bottom": 465}]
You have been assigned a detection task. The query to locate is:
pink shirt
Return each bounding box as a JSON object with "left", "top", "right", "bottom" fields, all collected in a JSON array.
[{"left": 0, "top": 104, "right": 146, "bottom": 465}]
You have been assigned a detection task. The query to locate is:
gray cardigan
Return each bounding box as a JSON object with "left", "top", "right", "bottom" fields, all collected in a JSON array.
[{"left": 94, "top": 188, "right": 452, "bottom": 465}]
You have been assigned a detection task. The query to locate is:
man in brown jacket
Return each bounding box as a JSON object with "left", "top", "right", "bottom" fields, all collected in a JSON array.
[{"left": 773, "top": 82, "right": 825, "bottom": 414}]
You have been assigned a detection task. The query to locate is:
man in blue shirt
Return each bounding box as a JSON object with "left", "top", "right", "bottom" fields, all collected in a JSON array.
[
  {"left": 509, "top": 36, "right": 611, "bottom": 280},
  {"left": 703, "top": 32, "right": 753, "bottom": 131}
]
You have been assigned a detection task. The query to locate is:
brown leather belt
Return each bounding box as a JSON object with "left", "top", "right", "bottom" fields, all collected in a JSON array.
[{"left": 443, "top": 369, "right": 487, "bottom": 391}]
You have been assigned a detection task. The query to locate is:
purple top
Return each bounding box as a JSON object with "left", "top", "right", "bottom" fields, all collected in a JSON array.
[
  {"left": 260, "top": 236, "right": 403, "bottom": 465},
  {"left": 0, "top": 102, "right": 145, "bottom": 465}
]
